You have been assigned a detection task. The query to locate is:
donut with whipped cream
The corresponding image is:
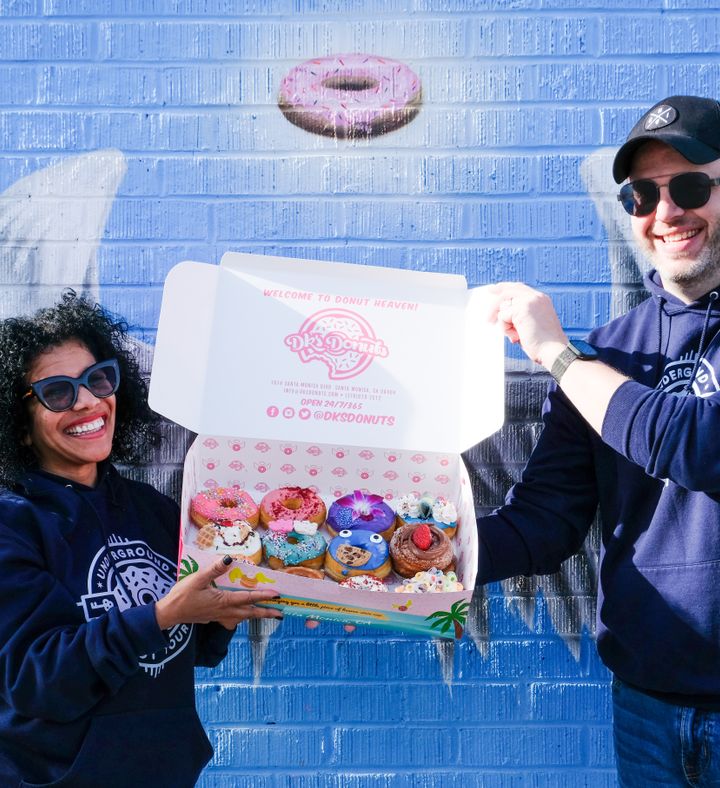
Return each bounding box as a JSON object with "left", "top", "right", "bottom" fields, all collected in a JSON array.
[
  {"left": 324, "top": 528, "right": 392, "bottom": 582},
  {"left": 262, "top": 519, "right": 327, "bottom": 570},
  {"left": 259, "top": 486, "right": 326, "bottom": 527},
  {"left": 389, "top": 522, "right": 454, "bottom": 578},
  {"left": 394, "top": 494, "right": 458, "bottom": 539},
  {"left": 326, "top": 489, "right": 396, "bottom": 541},
  {"left": 339, "top": 574, "right": 388, "bottom": 592},
  {"left": 278, "top": 54, "right": 422, "bottom": 138},
  {"left": 190, "top": 486, "right": 259, "bottom": 528},
  {"left": 194, "top": 520, "right": 262, "bottom": 565}
]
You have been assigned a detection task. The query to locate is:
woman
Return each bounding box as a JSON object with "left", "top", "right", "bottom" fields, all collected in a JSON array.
[{"left": 0, "top": 292, "right": 281, "bottom": 787}]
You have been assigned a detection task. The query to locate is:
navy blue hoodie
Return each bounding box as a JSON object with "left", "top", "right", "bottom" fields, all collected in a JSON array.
[
  {"left": 478, "top": 271, "right": 720, "bottom": 703},
  {"left": 0, "top": 464, "right": 233, "bottom": 787}
]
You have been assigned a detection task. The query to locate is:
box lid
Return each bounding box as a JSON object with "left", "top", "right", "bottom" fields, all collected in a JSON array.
[{"left": 149, "top": 252, "right": 504, "bottom": 453}]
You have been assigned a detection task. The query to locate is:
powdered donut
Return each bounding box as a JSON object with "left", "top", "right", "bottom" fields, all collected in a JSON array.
[
  {"left": 259, "top": 486, "right": 326, "bottom": 527},
  {"left": 261, "top": 519, "right": 327, "bottom": 570},
  {"left": 324, "top": 528, "right": 392, "bottom": 582},
  {"left": 278, "top": 54, "right": 422, "bottom": 138},
  {"left": 389, "top": 522, "right": 454, "bottom": 578},
  {"left": 190, "top": 486, "right": 259, "bottom": 528},
  {"left": 326, "top": 489, "right": 396, "bottom": 541}
]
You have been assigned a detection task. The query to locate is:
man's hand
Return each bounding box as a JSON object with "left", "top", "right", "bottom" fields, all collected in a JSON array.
[
  {"left": 155, "top": 556, "right": 283, "bottom": 631},
  {"left": 488, "top": 282, "right": 568, "bottom": 369}
]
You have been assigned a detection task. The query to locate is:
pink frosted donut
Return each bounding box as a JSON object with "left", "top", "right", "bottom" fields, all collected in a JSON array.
[
  {"left": 190, "top": 486, "right": 259, "bottom": 528},
  {"left": 278, "top": 54, "right": 422, "bottom": 138},
  {"left": 259, "top": 486, "right": 327, "bottom": 527}
]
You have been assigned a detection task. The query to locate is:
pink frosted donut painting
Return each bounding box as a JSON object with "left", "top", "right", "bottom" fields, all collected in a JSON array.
[{"left": 278, "top": 54, "right": 422, "bottom": 138}]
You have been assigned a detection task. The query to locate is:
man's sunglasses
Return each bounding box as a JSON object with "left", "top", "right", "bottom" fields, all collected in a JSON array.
[
  {"left": 617, "top": 171, "right": 720, "bottom": 217},
  {"left": 22, "top": 359, "right": 120, "bottom": 412}
]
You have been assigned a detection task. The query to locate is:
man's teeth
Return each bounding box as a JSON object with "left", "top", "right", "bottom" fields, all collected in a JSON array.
[
  {"left": 66, "top": 418, "right": 104, "bottom": 435},
  {"left": 662, "top": 229, "right": 700, "bottom": 242}
]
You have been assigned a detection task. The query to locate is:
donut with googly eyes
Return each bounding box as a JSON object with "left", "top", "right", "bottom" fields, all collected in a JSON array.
[{"left": 324, "top": 529, "right": 392, "bottom": 582}]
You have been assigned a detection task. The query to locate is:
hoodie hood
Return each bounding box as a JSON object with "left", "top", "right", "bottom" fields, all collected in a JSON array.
[
  {"left": 644, "top": 268, "right": 720, "bottom": 315},
  {"left": 636, "top": 269, "right": 720, "bottom": 392}
]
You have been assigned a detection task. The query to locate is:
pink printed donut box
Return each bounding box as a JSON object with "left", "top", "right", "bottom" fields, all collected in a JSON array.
[{"left": 150, "top": 252, "right": 505, "bottom": 638}]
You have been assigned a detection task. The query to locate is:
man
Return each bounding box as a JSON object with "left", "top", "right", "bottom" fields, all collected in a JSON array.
[{"left": 481, "top": 95, "right": 720, "bottom": 785}]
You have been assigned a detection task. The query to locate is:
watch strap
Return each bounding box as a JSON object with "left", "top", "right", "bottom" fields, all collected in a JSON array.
[{"left": 550, "top": 345, "right": 581, "bottom": 384}]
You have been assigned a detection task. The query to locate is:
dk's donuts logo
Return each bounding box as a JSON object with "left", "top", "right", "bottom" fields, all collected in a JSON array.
[{"left": 284, "top": 309, "right": 389, "bottom": 380}]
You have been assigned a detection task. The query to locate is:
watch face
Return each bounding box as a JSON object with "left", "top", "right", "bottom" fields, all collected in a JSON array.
[{"left": 571, "top": 339, "right": 598, "bottom": 359}]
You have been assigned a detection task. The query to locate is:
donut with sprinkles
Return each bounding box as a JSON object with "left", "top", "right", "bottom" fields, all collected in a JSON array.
[{"left": 278, "top": 54, "right": 422, "bottom": 138}]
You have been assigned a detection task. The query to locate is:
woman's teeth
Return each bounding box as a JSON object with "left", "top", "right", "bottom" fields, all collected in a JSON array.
[{"left": 66, "top": 417, "right": 104, "bottom": 435}]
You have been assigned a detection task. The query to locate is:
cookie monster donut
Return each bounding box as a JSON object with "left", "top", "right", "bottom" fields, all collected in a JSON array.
[
  {"left": 278, "top": 54, "right": 422, "bottom": 138},
  {"left": 190, "top": 486, "right": 259, "bottom": 528},
  {"left": 326, "top": 489, "right": 396, "bottom": 540},
  {"left": 259, "top": 486, "right": 327, "bottom": 527},
  {"left": 324, "top": 529, "right": 392, "bottom": 582},
  {"left": 261, "top": 519, "right": 327, "bottom": 570},
  {"left": 394, "top": 493, "right": 458, "bottom": 539}
]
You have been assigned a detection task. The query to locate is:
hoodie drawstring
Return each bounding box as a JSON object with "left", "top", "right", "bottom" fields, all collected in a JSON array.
[{"left": 684, "top": 291, "right": 720, "bottom": 395}]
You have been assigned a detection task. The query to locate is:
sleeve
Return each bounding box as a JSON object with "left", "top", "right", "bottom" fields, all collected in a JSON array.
[
  {"left": 602, "top": 380, "right": 720, "bottom": 492},
  {"left": 477, "top": 385, "right": 599, "bottom": 584},
  {"left": 0, "top": 507, "right": 169, "bottom": 724},
  {"left": 194, "top": 622, "right": 235, "bottom": 668},
  {"left": 139, "top": 484, "right": 235, "bottom": 669}
]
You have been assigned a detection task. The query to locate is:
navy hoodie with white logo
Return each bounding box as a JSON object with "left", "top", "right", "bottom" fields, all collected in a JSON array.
[
  {"left": 0, "top": 463, "right": 233, "bottom": 787},
  {"left": 478, "top": 271, "right": 720, "bottom": 703}
]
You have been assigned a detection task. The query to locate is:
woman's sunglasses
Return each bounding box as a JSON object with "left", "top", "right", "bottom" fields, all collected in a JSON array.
[
  {"left": 22, "top": 359, "right": 120, "bottom": 412},
  {"left": 617, "top": 171, "right": 720, "bottom": 217}
]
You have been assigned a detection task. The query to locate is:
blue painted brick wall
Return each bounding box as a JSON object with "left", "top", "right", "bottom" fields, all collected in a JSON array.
[{"left": 2, "top": 1, "right": 718, "bottom": 784}]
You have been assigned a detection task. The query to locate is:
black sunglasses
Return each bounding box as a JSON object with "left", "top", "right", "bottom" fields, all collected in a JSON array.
[
  {"left": 23, "top": 359, "right": 120, "bottom": 412},
  {"left": 617, "top": 171, "right": 720, "bottom": 217}
]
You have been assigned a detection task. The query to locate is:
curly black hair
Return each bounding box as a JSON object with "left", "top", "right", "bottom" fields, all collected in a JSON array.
[{"left": 0, "top": 290, "right": 162, "bottom": 484}]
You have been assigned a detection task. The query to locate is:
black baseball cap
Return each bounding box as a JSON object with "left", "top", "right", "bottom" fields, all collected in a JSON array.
[{"left": 612, "top": 95, "right": 720, "bottom": 183}]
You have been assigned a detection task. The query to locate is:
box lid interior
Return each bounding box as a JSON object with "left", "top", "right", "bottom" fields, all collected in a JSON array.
[{"left": 149, "top": 252, "right": 504, "bottom": 453}]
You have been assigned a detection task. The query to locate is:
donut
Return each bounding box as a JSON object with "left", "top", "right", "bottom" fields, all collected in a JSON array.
[
  {"left": 395, "top": 568, "right": 463, "bottom": 594},
  {"left": 326, "top": 489, "right": 396, "bottom": 541},
  {"left": 259, "top": 486, "right": 326, "bottom": 527},
  {"left": 394, "top": 494, "right": 458, "bottom": 539},
  {"left": 278, "top": 54, "right": 422, "bottom": 139},
  {"left": 324, "top": 529, "right": 392, "bottom": 583},
  {"left": 339, "top": 575, "right": 388, "bottom": 592},
  {"left": 193, "top": 520, "right": 262, "bottom": 565},
  {"left": 389, "top": 522, "right": 454, "bottom": 578},
  {"left": 261, "top": 519, "right": 327, "bottom": 570},
  {"left": 190, "top": 486, "right": 259, "bottom": 528}
]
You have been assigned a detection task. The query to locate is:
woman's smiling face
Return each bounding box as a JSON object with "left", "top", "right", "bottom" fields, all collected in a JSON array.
[{"left": 24, "top": 340, "right": 116, "bottom": 487}]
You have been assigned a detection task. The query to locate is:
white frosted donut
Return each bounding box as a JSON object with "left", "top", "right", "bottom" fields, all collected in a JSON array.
[{"left": 278, "top": 54, "right": 422, "bottom": 138}]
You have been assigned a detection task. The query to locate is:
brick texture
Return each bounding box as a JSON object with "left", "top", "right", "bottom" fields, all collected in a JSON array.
[{"left": 2, "top": 2, "right": 716, "bottom": 784}]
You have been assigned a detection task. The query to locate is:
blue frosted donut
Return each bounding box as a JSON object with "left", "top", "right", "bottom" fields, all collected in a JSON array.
[
  {"left": 262, "top": 524, "right": 327, "bottom": 569},
  {"left": 324, "top": 528, "right": 392, "bottom": 582},
  {"left": 326, "top": 489, "right": 396, "bottom": 540}
]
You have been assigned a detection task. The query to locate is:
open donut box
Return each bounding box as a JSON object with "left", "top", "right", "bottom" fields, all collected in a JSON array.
[{"left": 149, "top": 252, "right": 504, "bottom": 639}]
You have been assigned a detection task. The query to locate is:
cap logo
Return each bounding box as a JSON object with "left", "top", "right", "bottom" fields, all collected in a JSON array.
[{"left": 644, "top": 104, "right": 678, "bottom": 130}]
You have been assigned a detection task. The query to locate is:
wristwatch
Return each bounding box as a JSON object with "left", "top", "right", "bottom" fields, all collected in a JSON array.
[{"left": 549, "top": 339, "right": 599, "bottom": 384}]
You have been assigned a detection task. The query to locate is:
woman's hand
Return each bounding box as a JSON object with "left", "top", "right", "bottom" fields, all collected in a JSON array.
[{"left": 155, "top": 556, "right": 283, "bottom": 631}]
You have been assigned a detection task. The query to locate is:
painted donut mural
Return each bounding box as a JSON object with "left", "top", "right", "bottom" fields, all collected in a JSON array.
[{"left": 278, "top": 54, "right": 422, "bottom": 138}]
